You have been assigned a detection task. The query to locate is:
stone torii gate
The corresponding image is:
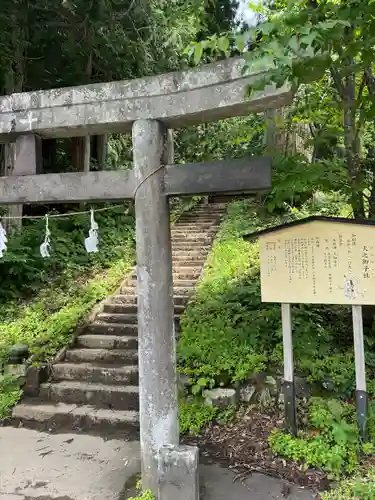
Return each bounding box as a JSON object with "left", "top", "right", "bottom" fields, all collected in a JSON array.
[{"left": 0, "top": 57, "right": 291, "bottom": 494}]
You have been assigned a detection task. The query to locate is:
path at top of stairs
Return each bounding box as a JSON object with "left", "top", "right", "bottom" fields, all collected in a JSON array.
[{"left": 11, "top": 202, "right": 227, "bottom": 439}]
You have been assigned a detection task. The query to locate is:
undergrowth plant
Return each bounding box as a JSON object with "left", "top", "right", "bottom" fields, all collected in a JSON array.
[
  {"left": 128, "top": 480, "right": 155, "bottom": 500},
  {"left": 322, "top": 468, "right": 375, "bottom": 499},
  {"left": 178, "top": 198, "right": 357, "bottom": 397},
  {"left": 0, "top": 199, "right": 200, "bottom": 418},
  {"left": 269, "top": 398, "right": 374, "bottom": 478}
]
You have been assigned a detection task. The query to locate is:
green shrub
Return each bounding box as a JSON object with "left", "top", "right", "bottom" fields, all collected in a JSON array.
[
  {"left": 178, "top": 199, "right": 356, "bottom": 394},
  {"left": 179, "top": 398, "right": 219, "bottom": 435},
  {"left": 269, "top": 398, "right": 370, "bottom": 478},
  {"left": 322, "top": 469, "right": 375, "bottom": 499}
]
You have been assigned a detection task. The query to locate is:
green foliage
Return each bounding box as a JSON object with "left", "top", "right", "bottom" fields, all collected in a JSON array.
[
  {"left": 0, "top": 206, "right": 135, "bottom": 302},
  {"left": 269, "top": 398, "right": 362, "bottom": 477},
  {"left": 178, "top": 197, "right": 356, "bottom": 394},
  {"left": 0, "top": 375, "right": 22, "bottom": 418},
  {"left": 0, "top": 207, "right": 136, "bottom": 372},
  {"left": 174, "top": 116, "right": 265, "bottom": 165},
  {"left": 266, "top": 155, "right": 349, "bottom": 212},
  {"left": 322, "top": 468, "right": 375, "bottom": 499},
  {"left": 128, "top": 480, "right": 155, "bottom": 500},
  {"left": 179, "top": 398, "right": 219, "bottom": 435}
]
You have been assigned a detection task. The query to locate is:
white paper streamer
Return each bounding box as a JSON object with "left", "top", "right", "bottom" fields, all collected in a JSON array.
[
  {"left": 40, "top": 215, "right": 51, "bottom": 258},
  {"left": 0, "top": 222, "right": 7, "bottom": 258},
  {"left": 84, "top": 208, "right": 99, "bottom": 253}
]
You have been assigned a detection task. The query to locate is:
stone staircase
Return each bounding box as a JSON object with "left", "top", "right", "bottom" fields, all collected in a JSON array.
[{"left": 12, "top": 202, "right": 227, "bottom": 438}]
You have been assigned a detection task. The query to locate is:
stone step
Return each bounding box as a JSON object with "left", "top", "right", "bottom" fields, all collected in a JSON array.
[
  {"left": 65, "top": 348, "right": 138, "bottom": 364},
  {"left": 103, "top": 302, "right": 185, "bottom": 315},
  {"left": 171, "top": 251, "right": 209, "bottom": 259},
  {"left": 172, "top": 243, "right": 211, "bottom": 251},
  {"left": 52, "top": 362, "right": 139, "bottom": 385},
  {"left": 39, "top": 380, "right": 139, "bottom": 411},
  {"left": 76, "top": 334, "right": 138, "bottom": 350},
  {"left": 172, "top": 241, "right": 211, "bottom": 247},
  {"left": 86, "top": 323, "right": 138, "bottom": 336},
  {"left": 189, "top": 209, "right": 224, "bottom": 214},
  {"left": 117, "top": 286, "right": 193, "bottom": 299},
  {"left": 174, "top": 225, "right": 219, "bottom": 231},
  {"left": 178, "top": 218, "right": 219, "bottom": 224},
  {"left": 172, "top": 227, "right": 217, "bottom": 233},
  {"left": 96, "top": 312, "right": 181, "bottom": 325},
  {"left": 172, "top": 280, "right": 196, "bottom": 288},
  {"left": 110, "top": 294, "right": 189, "bottom": 306},
  {"left": 173, "top": 270, "right": 201, "bottom": 280},
  {"left": 12, "top": 401, "right": 140, "bottom": 438},
  {"left": 172, "top": 236, "right": 210, "bottom": 243},
  {"left": 172, "top": 258, "right": 206, "bottom": 266},
  {"left": 96, "top": 312, "right": 138, "bottom": 325}
]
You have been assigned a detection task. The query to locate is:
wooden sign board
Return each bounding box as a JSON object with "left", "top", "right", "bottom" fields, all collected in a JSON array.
[{"left": 250, "top": 217, "right": 375, "bottom": 305}]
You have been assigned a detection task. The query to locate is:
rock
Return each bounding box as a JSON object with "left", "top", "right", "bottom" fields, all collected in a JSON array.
[
  {"left": 204, "top": 388, "right": 237, "bottom": 408},
  {"left": 177, "top": 373, "right": 190, "bottom": 393},
  {"left": 294, "top": 376, "right": 312, "bottom": 399},
  {"left": 8, "top": 344, "right": 29, "bottom": 364},
  {"left": 3, "top": 364, "right": 27, "bottom": 378},
  {"left": 239, "top": 375, "right": 278, "bottom": 405},
  {"left": 239, "top": 384, "right": 256, "bottom": 403},
  {"left": 264, "top": 376, "right": 278, "bottom": 397},
  {"left": 23, "top": 365, "right": 49, "bottom": 397}
]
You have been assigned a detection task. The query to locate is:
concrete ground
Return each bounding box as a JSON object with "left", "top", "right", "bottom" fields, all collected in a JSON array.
[
  {"left": 0, "top": 428, "right": 316, "bottom": 500},
  {"left": 0, "top": 428, "right": 140, "bottom": 500},
  {"left": 200, "top": 464, "right": 315, "bottom": 500}
]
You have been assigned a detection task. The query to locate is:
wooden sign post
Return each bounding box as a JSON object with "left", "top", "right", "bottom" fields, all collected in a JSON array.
[
  {"left": 244, "top": 216, "right": 375, "bottom": 440},
  {"left": 352, "top": 305, "right": 368, "bottom": 440},
  {"left": 281, "top": 303, "right": 297, "bottom": 436}
]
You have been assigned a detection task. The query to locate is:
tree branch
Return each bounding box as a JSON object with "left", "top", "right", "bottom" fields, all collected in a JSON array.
[{"left": 330, "top": 67, "right": 345, "bottom": 100}]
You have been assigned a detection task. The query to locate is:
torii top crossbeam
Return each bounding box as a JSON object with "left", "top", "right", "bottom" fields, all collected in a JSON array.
[{"left": 0, "top": 57, "right": 292, "bottom": 141}]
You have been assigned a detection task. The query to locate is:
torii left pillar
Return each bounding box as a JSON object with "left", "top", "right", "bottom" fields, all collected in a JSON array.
[
  {"left": 133, "top": 119, "right": 179, "bottom": 493},
  {"left": 5, "top": 134, "right": 42, "bottom": 230}
]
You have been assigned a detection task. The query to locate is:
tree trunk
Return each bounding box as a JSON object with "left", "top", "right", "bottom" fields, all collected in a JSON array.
[
  {"left": 96, "top": 134, "right": 108, "bottom": 169},
  {"left": 343, "top": 97, "right": 364, "bottom": 218},
  {"left": 42, "top": 139, "right": 57, "bottom": 173}
]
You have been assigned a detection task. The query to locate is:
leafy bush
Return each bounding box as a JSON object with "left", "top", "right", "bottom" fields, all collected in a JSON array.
[
  {"left": 265, "top": 155, "right": 349, "bottom": 213},
  {"left": 0, "top": 205, "right": 135, "bottom": 302},
  {"left": 179, "top": 398, "right": 219, "bottom": 435},
  {"left": 0, "top": 375, "right": 22, "bottom": 418},
  {"left": 128, "top": 480, "right": 155, "bottom": 500},
  {"left": 178, "top": 199, "right": 356, "bottom": 394},
  {"left": 269, "top": 398, "right": 369, "bottom": 478},
  {"left": 322, "top": 468, "right": 375, "bottom": 499}
]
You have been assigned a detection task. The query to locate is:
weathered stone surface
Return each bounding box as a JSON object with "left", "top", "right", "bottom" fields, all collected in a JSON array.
[
  {"left": 133, "top": 119, "right": 178, "bottom": 493},
  {"left": 158, "top": 445, "right": 199, "bottom": 500},
  {"left": 0, "top": 58, "right": 292, "bottom": 141},
  {"left": 23, "top": 364, "right": 49, "bottom": 397},
  {"left": 177, "top": 373, "right": 190, "bottom": 393},
  {"left": 239, "top": 384, "right": 256, "bottom": 403},
  {"left": 204, "top": 388, "right": 237, "bottom": 408},
  {"left": 0, "top": 156, "right": 271, "bottom": 205},
  {"left": 239, "top": 375, "right": 278, "bottom": 406}
]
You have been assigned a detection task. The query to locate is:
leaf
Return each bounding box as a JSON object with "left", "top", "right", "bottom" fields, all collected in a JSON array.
[
  {"left": 193, "top": 43, "right": 203, "bottom": 65},
  {"left": 191, "top": 384, "right": 202, "bottom": 395},
  {"left": 217, "top": 36, "right": 230, "bottom": 55},
  {"left": 288, "top": 36, "right": 300, "bottom": 53}
]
